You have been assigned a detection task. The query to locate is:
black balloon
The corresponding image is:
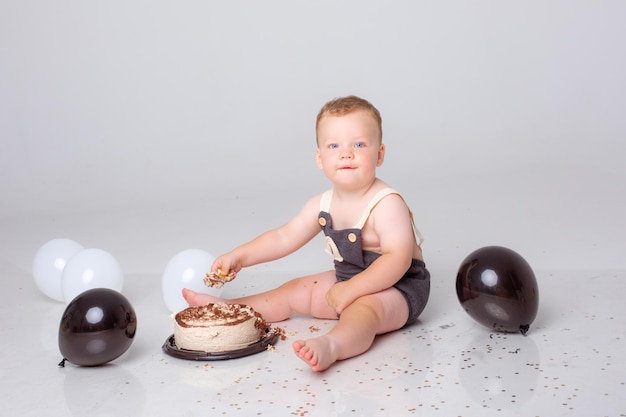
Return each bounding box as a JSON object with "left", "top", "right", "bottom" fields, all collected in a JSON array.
[
  {"left": 456, "top": 246, "right": 539, "bottom": 334},
  {"left": 58, "top": 288, "right": 137, "bottom": 366}
]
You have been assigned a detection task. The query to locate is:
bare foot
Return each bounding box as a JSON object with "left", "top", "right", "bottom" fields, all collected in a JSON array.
[
  {"left": 182, "top": 288, "right": 224, "bottom": 306},
  {"left": 292, "top": 336, "right": 338, "bottom": 372}
]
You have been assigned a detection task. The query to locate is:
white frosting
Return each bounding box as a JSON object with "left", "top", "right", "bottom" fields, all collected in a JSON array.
[{"left": 173, "top": 304, "right": 262, "bottom": 352}]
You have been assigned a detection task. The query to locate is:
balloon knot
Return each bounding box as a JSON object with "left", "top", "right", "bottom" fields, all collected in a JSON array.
[
  {"left": 58, "top": 358, "right": 67, "bottom": 367},
  {"left": 519, "top": 324, "right": 530, "bottom": 335}
]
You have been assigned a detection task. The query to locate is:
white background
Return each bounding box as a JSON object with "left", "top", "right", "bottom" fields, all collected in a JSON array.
[{"left": 1, "top": 1, "right": 625, "bottom": 275}]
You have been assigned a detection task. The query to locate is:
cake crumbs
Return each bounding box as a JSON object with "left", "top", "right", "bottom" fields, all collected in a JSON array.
[
  {"left": 308, "top": 325, "right": 320, "bottom": 333},
  {"left": 271, "top": 325, "right": 287, "bottom": 340},
  {"left": 203, "top": 269, "right": 236, "bottom": 288}
]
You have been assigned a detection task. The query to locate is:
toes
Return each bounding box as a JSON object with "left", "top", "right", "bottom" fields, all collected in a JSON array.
[
  {"left": 182, "top": 288, "right": 203, "bottom": 306},
  {"left": 292, "top": 340, "right": 315, "bottom": 364},
  {"left": 181, "top": 288, "right": 193, "bottom": 303},
  {"left": 292, "top": 340, "right": 305, "bottom": 353}
]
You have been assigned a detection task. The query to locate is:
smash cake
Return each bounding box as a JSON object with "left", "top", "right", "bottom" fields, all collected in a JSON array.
[{"left": 173, "top": 303, "right": 268, "bottom": 352}]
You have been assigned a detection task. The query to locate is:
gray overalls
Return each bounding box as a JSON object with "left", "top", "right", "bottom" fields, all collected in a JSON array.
[{"left": 318, "top": 188, "right": 430, "bottom": 325}]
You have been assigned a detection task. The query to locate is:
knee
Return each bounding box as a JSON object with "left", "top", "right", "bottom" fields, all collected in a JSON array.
[
  {"left": 347, "top": 294, "right": 408, "bottom": 332},
  {"left": 346, "top": 296, "right": 385, "bottom": 321}
]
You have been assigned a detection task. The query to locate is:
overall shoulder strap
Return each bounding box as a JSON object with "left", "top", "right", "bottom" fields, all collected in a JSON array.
[
  {"left": 319, "top": 189, "right": 334, "bottom": 212},
  {"left": 353, "top": 188, "right": 398, "bottom": 229},
  {"left": 354, "top": 188, "right": 425, "bottom": 246}
]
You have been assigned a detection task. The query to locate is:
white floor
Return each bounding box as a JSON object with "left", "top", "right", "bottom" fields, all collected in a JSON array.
[{"left": 2, "top": 247, "right": 625, "bottom": 416}]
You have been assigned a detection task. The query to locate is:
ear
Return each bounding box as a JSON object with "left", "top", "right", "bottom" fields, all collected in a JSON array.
[
  {"left": 315, "top": 148, "right": 323, "bottom": 170},
  {"left": 376, "top": 144, "right": 385, "bottom": 166}
]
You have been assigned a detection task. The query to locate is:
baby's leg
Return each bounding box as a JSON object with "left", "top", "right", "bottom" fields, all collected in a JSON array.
[
  {"left": 293, "top": 287, "right": 409, "bottom": 371},
  {"left": 182, "top": 270, "right": 337, "bottom": 323}
]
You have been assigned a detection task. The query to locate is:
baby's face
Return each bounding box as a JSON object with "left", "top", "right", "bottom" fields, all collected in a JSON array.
[{"left": 316, "top": 110, "right": 384, "bottom": 189}]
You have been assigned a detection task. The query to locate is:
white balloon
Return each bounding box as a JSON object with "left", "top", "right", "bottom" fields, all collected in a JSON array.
[
  {"left": 162, "top": 249, "right": 221, "bottom": 313},
  {"left": 32, "top": 238, "right": 85, "bottom": 301},
  {"left": 61, "top": 248, "right": 124, "bottom": 302}
]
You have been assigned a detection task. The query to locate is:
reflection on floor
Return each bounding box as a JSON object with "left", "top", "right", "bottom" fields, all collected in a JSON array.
[{"left": 2, "top": 258, "right": 625, "bottom": 417}]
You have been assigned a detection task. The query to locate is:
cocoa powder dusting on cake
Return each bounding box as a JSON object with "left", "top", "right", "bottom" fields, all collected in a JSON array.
[
  {"left": 175, "top": 303, "right": 286, "bottom": 342},
  {"left": 175, "top": 303, "right": 257, "bottom": 328},
  {"left": 248, "top": 309, "right": 287, "bottom": 340},
  {"left": 252, "top": 309, "right": 267, "bottom": 338}
]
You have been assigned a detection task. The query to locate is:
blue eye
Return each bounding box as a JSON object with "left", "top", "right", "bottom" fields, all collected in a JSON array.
[
  {"left": 328, "top": 143, "right": 338, "bottom": 149},
  {"left": 354, "top": 142, "right": 365, "bottom": 148}
]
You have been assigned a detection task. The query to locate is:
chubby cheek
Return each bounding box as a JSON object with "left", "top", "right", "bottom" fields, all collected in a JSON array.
[{"left": 316, "top": 150, "right": 335, "bottom": 170}]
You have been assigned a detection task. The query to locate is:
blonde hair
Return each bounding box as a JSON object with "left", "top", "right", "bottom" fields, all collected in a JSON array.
[{"left": 315, "top": 95, "right": 382, "bottom": 143}]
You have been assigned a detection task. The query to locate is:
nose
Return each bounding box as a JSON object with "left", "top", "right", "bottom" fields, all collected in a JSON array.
[{"left": 340, "top": 146, "right": 353, "bottom": 159}]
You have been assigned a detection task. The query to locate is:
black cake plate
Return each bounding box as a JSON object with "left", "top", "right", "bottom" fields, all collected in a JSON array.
[{"left": 162, "top": 330, "right": 279, "bottom": 361}]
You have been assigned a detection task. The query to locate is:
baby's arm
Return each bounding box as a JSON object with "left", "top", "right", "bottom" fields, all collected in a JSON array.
[
  {"left": 211, "top": 195, "right": 323, "bottom": 274},
  {"left": 326, "top": 194, "right": 416, "bottom": 313}
]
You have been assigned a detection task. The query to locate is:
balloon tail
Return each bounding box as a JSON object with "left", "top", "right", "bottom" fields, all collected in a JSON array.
[
  {"left": 58, "top": 358, "right": 67, "bottom": 367},
  {"left": 519, "top": 324, "right": 530, "bottom": 335}
]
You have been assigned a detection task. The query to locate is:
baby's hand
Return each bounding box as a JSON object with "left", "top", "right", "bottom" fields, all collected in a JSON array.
[
  {"left": 325, "top": 281, "right": 355, "bottom": 315},
  {"left": 204, "top": 252, "right": 243, "bottom": 288}
]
